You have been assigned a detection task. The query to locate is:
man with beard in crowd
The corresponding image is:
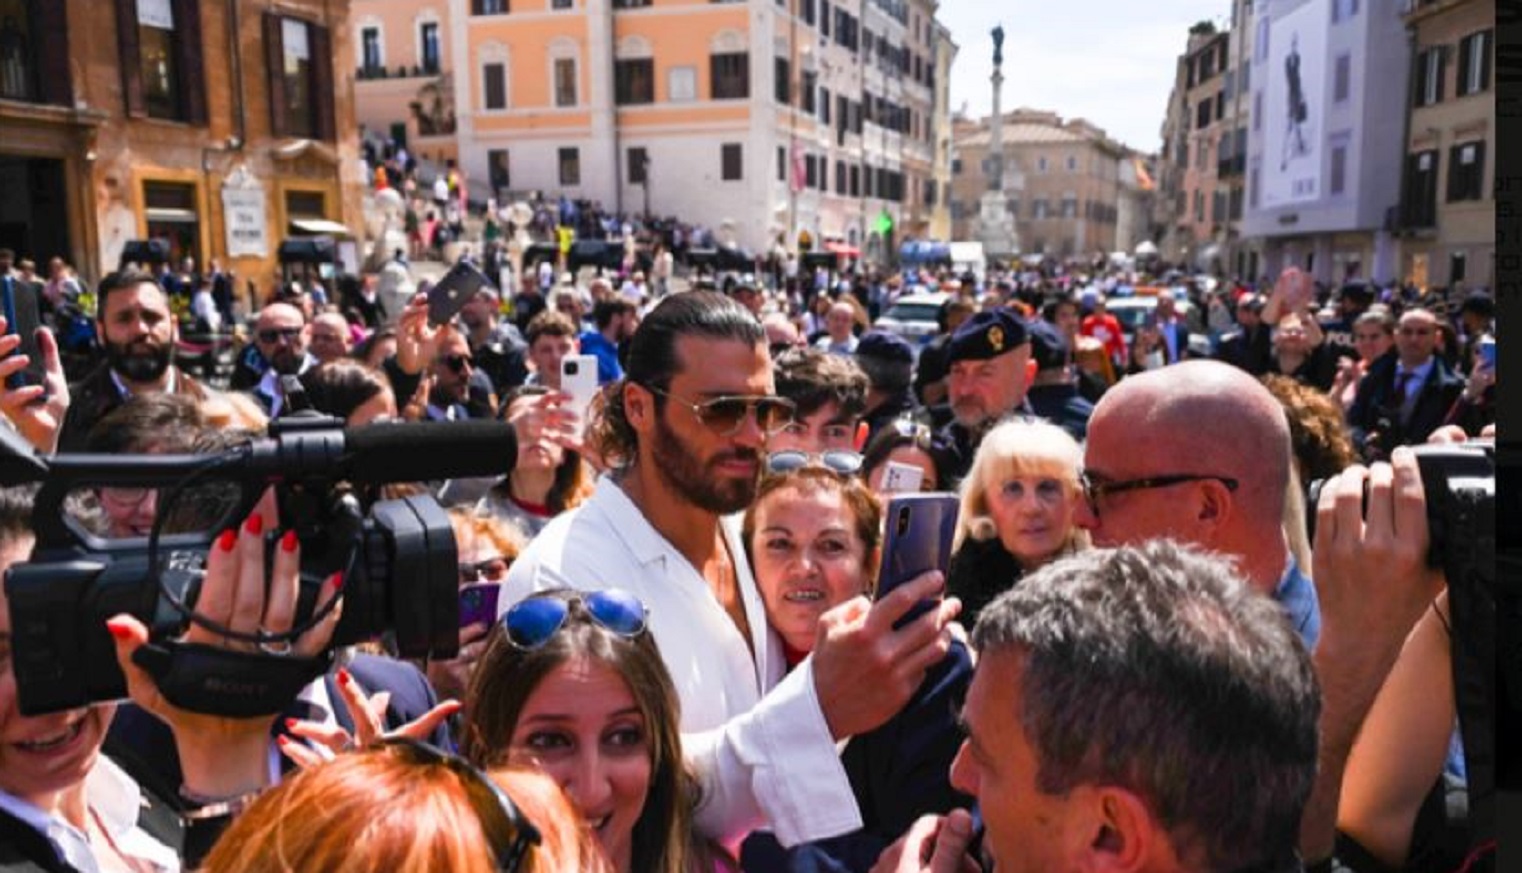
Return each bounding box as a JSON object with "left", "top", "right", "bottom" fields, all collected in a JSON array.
[
  {"left": 241, "top": 302, "right": 316, "bottom": 417},
  {"left": 937, "top": 309, "right": 1034, "bottom": 484},
  {"left": 504, "top": 291, "right": 961, "bottom": 848},
  {"left": 36, "top": 271, "right": 213, "bottom": 453}
]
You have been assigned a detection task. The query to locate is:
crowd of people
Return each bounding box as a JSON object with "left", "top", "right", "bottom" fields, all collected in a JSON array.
[{"left": 0, "top": 246, "right": 1498, "bottom": 873}]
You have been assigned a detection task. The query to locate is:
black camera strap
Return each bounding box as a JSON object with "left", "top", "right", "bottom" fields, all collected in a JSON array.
[{"left": 132, "top": 641, "right": 334, "bottom": 718}]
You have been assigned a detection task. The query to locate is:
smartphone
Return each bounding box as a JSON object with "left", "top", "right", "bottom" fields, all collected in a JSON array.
[
  {"left": 560, "top": 353, "right": 600, "bottom": 421},
  {"left": 1479, "top": 335, "right": 1496, "bottom": 370},
  {"left": 427, "top": 260, "right": 493, "bottom": 326},
  {"left": 877, "top": 493, "right": 959, "bottom": 628},
  {"left": 880, "top": 460, "right": 925, "bottom": 494},
  {"left": 1, "top": 276, "right": 45, "bottom": 392},
  {"left": 459, "top": 582, "right": 501, "bottom": 629}
]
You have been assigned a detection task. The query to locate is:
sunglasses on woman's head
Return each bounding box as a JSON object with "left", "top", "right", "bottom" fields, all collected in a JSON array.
[
  {"left": 502, "top": 589, "right": 648, "bottom": 650},
  {"left": 374, "top": 737, "right": 541, "bottom": 873},
  {"left": 765, "top": 449, "right": 865, "bottom": 477}
]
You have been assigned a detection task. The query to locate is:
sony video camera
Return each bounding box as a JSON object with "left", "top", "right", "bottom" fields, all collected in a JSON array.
[{"left": 0, "top": 413, "right": 519, "bottom": 717}]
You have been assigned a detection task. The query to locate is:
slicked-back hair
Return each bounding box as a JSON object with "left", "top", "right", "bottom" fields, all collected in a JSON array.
[
  {"left": 589, "top": 291, "right": 764, "bottom": 470},
  {"left": 971, "top": 541, "right": 1319, "bottom": 873}
]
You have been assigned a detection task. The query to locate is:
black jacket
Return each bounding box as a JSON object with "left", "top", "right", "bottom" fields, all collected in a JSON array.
[
  {"left": 57, "top": 364, "right": 212, "bottom": 454},
  {"left": 946, "top": 537, "right": 1024, "bottom": 631},
  {"left": 1347, "top": 352, "right": 1464, "bottom": 460}
]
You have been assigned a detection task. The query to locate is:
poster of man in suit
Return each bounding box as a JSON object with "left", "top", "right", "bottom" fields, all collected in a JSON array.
[{"left": 1262, "top": 1, "right": 1326, "bottom": 208}]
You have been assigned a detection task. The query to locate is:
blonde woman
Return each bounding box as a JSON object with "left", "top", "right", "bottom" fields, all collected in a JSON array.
[{"left": 947, "top": 418, "right": 1088, "bottom": 627}]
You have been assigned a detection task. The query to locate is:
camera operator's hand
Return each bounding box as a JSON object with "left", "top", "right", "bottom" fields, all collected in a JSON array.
[
  {"left": 1299, "top": 447, "right": 1445, "bottom": 860},
  {"left": 104, "top": 500, "right": 344, "bottom": 800},
  {"left": 0, "top": 317, "right": 69, "bottom": 455},
  {"left": 280, "top": 668, "right": 462, "bottom": 769},
  {"left": 395, "top": 292, "right": 440, "bottom": 376},
  {"left": 811, "top": 571, "right": 960, "bottom": 740}
]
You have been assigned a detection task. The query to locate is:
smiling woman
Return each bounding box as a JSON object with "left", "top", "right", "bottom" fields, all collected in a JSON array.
[
  {"left": 463, "top": 589, "right": 731, "bottom": 873},
  {"left": 737, "top": 466, "right": 972, "bottom": 872}
]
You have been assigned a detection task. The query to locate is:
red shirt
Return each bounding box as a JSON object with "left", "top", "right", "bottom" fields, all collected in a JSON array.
[{"left": 1081, "top": 313, "right": 1128, "bottom": 363}]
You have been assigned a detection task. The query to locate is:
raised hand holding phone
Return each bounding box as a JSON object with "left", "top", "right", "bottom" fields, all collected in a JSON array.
[{"left": 0, "top": 309, "right": 69, "bottom": 454}]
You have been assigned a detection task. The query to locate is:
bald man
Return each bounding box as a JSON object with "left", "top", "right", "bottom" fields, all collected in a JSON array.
[
  {"left": 241, "top": 302, "right": 315, "bottom": 417},
  {"left": 308, "top": 312, "right": 353, "bottom": 365},
  {"left": 1074, "top": 359, "right": 1319, "bottom": 647}
]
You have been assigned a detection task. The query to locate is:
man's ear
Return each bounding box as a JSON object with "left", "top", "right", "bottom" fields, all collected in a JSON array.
[
  {"left": 1196, "top": 477, "right": 1234, "bottom": 529},
  {"left": 624, "top": 381, "right": 654, "bottom": 435},
  {"left": 1073, "top": 786, "right": 1157, "bottom": 873}
]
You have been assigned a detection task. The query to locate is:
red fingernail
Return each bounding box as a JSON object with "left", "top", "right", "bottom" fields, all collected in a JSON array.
[
  {"left": 337, "top": 667, "right": 351, "bottom": 685},
  {"left": 244, "top": 513, "right": 263, "bottom": 536},
  {"left": 276, "top": 735, "right": 291, "bottom": 747},
  {"left": 284, "top": 718, "right": 298, "bottom": 730},
  {"left": 329, "top": 571, "right": 345, "bottom": 592},
  {"left": 281, "top": 530, "right": 299, "bottom": 553},
  {"left": 217, "top": 529, "right": 237, "bottom": 553},
  {"left": 105, "top": 619, "right": 132, "bottom": 641}
]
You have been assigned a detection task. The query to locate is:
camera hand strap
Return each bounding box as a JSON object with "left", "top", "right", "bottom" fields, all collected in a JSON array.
[{"left": 132, "top": 642, "right": 335, "bottom": 718}]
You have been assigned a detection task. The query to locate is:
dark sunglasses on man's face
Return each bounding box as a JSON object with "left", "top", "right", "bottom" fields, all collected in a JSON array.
[
  {"left": 644, "top": 385, "right": 797, "bottom": 437},
  {"left": 442, "top": 353, "right": 474, "bottom": 374},
  {"left": 502, "top": 589, "right": 648, "bottom": 650},
  {"left": 257, "top": 327, "right": 303, "bottom": 345},
  {"left": 374, "top": 738, "right": 541, "bottom": 872}
]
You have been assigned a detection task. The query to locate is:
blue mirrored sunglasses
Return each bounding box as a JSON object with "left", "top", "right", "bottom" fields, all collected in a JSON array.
[
  {"left": 765, "top": 449, "right": 865, "bottom": 477},
  {"left": 502, "top": 589, "right": 649, "bottom": 650}
]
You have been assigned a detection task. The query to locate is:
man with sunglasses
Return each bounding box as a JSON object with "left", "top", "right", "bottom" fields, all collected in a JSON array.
[
  {"left": 505, "top": 291, "right": 960, "bottom": 849},
  {"left": 1075, "top": 359, "right": 1318, "bottom": 647},
  {"left": 3, "top": 271, "right": 213, "bottom": 455},
  {"left": 236, "top": 302, "right": 316, "bottom": 418}
]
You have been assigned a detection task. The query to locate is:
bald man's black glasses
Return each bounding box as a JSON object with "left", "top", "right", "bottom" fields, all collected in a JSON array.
[{"left": 1079, "top": 472, "right": 1239, "bottom": 519}]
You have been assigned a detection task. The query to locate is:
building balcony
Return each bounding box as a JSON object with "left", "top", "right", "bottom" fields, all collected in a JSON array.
[{"left": 358, "top": 64, "right": 444, "bottom": 82}]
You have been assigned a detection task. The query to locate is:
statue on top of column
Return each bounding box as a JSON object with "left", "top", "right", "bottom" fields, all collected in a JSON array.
[{"left": 992, "top": 25, "right": 1004, "bottom": 68}]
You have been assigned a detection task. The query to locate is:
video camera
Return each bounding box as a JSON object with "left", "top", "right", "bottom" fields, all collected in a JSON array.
[
  {"left": 1308, "top": 440, "right": 1502, "bottom": 854},
  {"left": 0, "top": 414, "right": 519, "bottom": 717}
]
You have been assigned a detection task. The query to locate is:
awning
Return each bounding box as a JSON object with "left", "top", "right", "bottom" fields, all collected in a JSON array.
[
  {"left": 824, "top": 241, "right": 860, "bottom": 257},
  {"left": 290, "top": 218, "right": 354, "bottom": 237}
]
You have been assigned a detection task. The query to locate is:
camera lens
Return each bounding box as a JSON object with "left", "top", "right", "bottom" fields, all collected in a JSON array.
[{"left": 565, "top": 362, "right": 578, "bottom": 375}]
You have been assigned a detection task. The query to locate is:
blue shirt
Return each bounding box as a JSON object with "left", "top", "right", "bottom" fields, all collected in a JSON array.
[
  {"left": 1275, "top": 553, "right": 1321, "bottom": 650},
  {"left": 578, "top": 330, "right": 623, "bottom": 384}
]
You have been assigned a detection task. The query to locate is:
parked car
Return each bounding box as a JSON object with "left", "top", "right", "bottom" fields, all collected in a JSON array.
[{"left": 874, "top": 291, "right": 949, "bottom": 347}]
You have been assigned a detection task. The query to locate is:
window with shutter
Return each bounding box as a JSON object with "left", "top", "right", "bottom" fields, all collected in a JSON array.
[{"left": 483, "top": 62, "right": 505, "bottom": 109}]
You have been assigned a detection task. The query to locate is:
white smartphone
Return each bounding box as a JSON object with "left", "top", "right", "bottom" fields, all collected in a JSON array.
[
  {"left": 560, "top": 354, "right": 600, "bottom": 431},
  {"left": 881, "top": 461, "right": 926, "bottom": 494}
]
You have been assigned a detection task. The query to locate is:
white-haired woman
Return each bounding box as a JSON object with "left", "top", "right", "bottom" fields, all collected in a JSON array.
[{"left": 947, "top": 418, "right": 1089, "bottom": 628}]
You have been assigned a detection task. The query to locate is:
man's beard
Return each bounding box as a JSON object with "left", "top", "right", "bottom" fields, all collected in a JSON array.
[
  {"left": 650, "top": 411, "right": 760, "bottom": 515},
  {"left": 951, "top": 398, "right": 992, "bottom": 431},
  {"left": 268, "top": 347, "right": 305, "bottom": 376},
  {"left": 106, "top": 338, "right": 172, "bottom": 383}
]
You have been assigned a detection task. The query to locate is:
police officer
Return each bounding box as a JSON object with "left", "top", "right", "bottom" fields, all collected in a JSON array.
[{"left": 936, "top": 309, "right": 1033, "bottom": 484}]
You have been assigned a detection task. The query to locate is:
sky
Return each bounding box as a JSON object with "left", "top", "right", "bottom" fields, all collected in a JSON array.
[{"left": 940, "top": 0, "right": 1232, "bottom": 155}]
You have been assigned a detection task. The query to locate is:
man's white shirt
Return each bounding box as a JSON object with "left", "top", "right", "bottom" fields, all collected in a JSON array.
[{"left": 501, "top": 476, "right": 862, "bottom": 846}]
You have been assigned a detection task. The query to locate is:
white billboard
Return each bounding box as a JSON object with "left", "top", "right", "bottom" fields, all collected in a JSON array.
[{"left": 1261, "top": 2, "right": 1327, "bottom": 208}]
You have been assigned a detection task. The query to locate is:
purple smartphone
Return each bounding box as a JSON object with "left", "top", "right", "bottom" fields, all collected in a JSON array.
[
  {"left": 459, "top": 582, "right": 502, "bottom": 629},
  {"left": 877, "top": 492, "right": 959, "bottom": 629}
]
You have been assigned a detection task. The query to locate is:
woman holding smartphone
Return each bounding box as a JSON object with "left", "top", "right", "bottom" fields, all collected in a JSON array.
[{"left": 737, "top": 462, "right": 971, "bottom": 872}]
